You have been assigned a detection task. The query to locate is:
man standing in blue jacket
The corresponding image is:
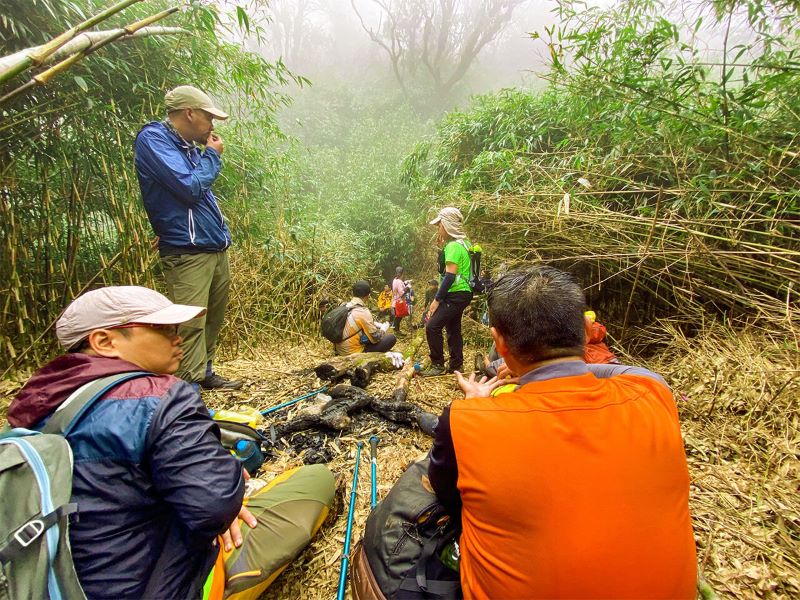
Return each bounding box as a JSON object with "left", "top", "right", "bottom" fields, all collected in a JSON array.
[{"left": 134, "top": 85, "right": 241, "bottom": 390}]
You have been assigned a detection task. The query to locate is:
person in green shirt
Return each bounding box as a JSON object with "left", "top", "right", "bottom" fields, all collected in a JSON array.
[{"left": 421, "top": 207, "right": 474, "bottom": 376}]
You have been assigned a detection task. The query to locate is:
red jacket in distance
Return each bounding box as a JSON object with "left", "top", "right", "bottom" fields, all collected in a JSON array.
[
  {"left": 584, "top": 320, "right": 619, "bottom": 364},
  {"left": 429, "top": 361, "right": 696, "bottom": 599}
]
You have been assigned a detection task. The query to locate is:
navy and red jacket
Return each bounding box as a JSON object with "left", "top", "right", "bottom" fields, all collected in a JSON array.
[{"left": 8, "top": 354, "right": 244, "bottom": 600}]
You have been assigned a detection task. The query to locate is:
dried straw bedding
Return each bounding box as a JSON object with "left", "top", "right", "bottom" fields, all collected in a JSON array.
[{"left": 0, "top": 324, "right": 797, "bottom": 599}]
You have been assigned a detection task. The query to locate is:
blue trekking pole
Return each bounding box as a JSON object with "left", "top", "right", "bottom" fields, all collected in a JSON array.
[
  {"left": 259, "top": 386, "right": 328, "bottom": 416},
  {"left": 336, "top": 441, "right": 363, "bottom": 600},
  {"left": 369, "top": 435, "right": 379, "bottom": 510}
]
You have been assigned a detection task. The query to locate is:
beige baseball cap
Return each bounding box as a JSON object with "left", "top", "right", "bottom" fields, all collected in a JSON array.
[
  {"left": 164, "top": 85, "right": 229, "bottom": 119},
  {"left": 56, "top": 286, "right": 206, "bottom": 350}
]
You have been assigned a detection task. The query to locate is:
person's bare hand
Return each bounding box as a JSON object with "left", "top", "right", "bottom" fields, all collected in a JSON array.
[
  {"left": 454, "top": 371, "right": 505, "bottom": 399},
  {"left": 496, "top": 363, "right": 516, "bottom": 380},
  {"left": 221, "top": 505, "right": 256, "bottom": 552},
  {"left": 219, "top": 468, "right": 254, "bottom": 551},
  {"left": 427, "top": 299, "right": 440, "bottom": 319},
  {"left": 207, "top": 133, "right": 224, "bottom": 154}
]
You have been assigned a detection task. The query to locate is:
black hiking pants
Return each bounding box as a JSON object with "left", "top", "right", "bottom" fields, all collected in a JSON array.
[
  {"left": 425, "top": 291, "right": 472, "bottom": 371},
  {"left": 364, "top": 333, "right": 397, "bottom": 353}
]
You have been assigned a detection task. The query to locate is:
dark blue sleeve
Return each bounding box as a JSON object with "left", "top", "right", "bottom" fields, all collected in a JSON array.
[
  {"left": 146, "top": 381, "right": 244, "bottom": 542},
  {"left": 428, "top": 404, "right": 461, "bottom": 516},
  {"left": 435, "top": 272, "right": 456, "bottom": 301},
  {"left": 134, "top": 129, "right": 221, "bottom": 206}
]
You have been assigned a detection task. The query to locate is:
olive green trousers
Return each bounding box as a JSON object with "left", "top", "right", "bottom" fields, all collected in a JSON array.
[{"left": 161, "top": 251, "right": 231, "bottom": 383}]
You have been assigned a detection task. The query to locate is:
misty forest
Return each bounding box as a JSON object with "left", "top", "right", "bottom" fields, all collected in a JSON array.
[{"left": 0, "top": 0, "right": 798, "bottom": 598}]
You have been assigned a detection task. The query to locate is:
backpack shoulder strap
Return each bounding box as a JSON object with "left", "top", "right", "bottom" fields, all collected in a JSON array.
[
  {"left": 42, "top": 371, "right": 151, "bottom": 436},
  {"left": 341, "top": 302, "right": 364, "bottom": 342}
]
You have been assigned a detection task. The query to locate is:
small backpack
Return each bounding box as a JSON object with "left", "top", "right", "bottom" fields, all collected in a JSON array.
[
  {"left": 352, "top": 457, "right": 461, "bottom": 600},
  {"left": 321, "top": 302, "right": 358, "bottom": 343},
  {"left": 0, "top": 371, "right": 149, "bottom": 600},
  {"left": 456, "top": 241, "right": 487, "bottom": 295}
]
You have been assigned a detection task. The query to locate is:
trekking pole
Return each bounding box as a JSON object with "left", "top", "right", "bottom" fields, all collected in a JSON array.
[
  {"left": 259, "top": 386, "right": 328, "bottom": 416},
  {"left": 337, "top": 441, "right": 363, "bottom": 600},
  {"left": 369, "top": 435, "right": 379, "bottom": 510}
]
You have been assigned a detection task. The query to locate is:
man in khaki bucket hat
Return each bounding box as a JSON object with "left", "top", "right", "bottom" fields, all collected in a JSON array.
[{"left": 134, "top": 85, "right": 242, "bottom": 390}]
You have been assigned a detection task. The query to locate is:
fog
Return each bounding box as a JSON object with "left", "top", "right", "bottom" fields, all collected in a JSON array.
[
  {"left": 219, "top": 0, "right": 776, "bottom": 147},
  {"left": 237, "top": 0, "right": 560, "bottom": 116}
]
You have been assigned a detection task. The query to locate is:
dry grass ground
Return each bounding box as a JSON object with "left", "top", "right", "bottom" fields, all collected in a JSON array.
[{"left": 1, "top": 321, "right": 797, "bottom": 599}]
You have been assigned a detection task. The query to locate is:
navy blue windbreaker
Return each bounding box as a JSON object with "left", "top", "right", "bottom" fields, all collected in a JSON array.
[{"left": 134, "top": 121, "right": 231, "bottom": 254}]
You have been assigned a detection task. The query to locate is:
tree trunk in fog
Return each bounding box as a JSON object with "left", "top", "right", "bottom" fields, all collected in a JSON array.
[{"left": 351, "top": 0, "right": 525, "bottom": 112}]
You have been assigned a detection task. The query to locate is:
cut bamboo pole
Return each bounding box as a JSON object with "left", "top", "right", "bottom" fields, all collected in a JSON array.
[{"left": 0, "top": 8, "right": 183, "bottom": 107}]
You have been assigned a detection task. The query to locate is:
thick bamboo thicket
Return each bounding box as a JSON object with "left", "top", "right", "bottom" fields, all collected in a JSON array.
[
  {"left": 0, "top": 1, "right": 343, "bottom": 375},
  {"left": 467, "top": 178, "right": 798, "bottom": 340}
]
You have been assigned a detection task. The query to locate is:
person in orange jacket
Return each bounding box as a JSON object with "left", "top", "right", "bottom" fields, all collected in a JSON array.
[{"left": 429, "top": 266, "right": 696, "bottom": 599}]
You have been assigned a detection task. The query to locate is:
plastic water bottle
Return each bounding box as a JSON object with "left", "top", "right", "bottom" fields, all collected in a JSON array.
[
  {"left": 233, "top": 439, "right": 265, "bottom": 474},
  {"left": 439, "top": 540, "right": 460, "bottom": 572}
]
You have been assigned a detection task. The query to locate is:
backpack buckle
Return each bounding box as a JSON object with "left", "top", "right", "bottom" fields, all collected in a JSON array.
[{"left": 14, "top": 519, "right": 45, "bottom": 547}]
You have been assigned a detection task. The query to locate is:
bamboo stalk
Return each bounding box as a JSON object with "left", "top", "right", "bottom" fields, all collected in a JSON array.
[
  {"left": 0, "top": 0, "right": 144, "bottom": 86},
  {"left": 0, "top": 8, "right": 182, "bottom": 107}
]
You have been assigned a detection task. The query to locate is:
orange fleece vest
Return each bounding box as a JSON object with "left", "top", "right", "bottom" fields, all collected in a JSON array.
[{"left": 449, "top": 372, "right": 696, "bottom": 599}]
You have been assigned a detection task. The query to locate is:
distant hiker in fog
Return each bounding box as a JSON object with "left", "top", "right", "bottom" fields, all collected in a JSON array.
[
  {"left": 334, "top": 280, "right": 397, "bottom": 356},
  {"left": 134, "top": 85, "right": 241, "bottom": 390},
  {"left": 391, "top": 267, "right": 408, "bottom": 334},
  {"left": 421, "top": 207, "right": 473, "bottom": 376},
  {"left": 404, "top": 279, "right": 415, "bottom": 319},
  {"left": 377, "top": 284, "right": 392, "bottom": 320}
]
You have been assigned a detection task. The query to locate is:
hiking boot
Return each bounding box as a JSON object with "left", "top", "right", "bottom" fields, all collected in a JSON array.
[
  {"left": 419, "top": 364, "right": 446, "bottom": 377},
  {"left": 200, "top": 373, "right": 244, "bottom": 390},
  {"left": 417, "top": 411, "right": 439, "bottom": 436},
  {"left": 474, "top": 353, "right": 486, "bottom": 376}
]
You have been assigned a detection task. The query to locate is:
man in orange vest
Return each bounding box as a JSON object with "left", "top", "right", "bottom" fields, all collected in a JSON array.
[{"left": 429, "top": 265, "right": 696, "bottom": 599}]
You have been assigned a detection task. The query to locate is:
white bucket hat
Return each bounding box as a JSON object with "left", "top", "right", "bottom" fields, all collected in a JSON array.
[
  {"left": 429, "top": 206, "right": 466, "bottom": 239},
  {"left": 56, "top": 286, "right": 206, "bottom": 349}
]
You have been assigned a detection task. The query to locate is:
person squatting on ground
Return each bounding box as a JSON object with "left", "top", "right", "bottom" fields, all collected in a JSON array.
[
  {"left": 391, "top": 267, "right": 407, "bottom": 334},
  {"left": 423, "top": 265, "right": 696, "bottom": 598},
  {"left": 422, "top": 207, "right": 474, "bottom": 376},
  {"left": 134, "top": 85, "right": 241, "bottom": 390},
  {"left": 376, "top": 284, "right": 393, "bottom": 320},
  {"left": 5, "top": 286, "right": 335, "bottom": 600},
  {"left": 334, "top": 280, "right": 398, "bottom": 356},
  {"left": 582, "top": 309, "right": 620, "bottom": 364}
]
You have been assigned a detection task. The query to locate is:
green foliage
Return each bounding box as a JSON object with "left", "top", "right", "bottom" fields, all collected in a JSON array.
[
  {"left": 280, "top": 81, "right": 430, "bottom": 283},
  {"left": 0, "top": 0, "right": 315, "bottom": 372},
  {"left": 402, "top": 0, "right": 799, "bottom": 334}
]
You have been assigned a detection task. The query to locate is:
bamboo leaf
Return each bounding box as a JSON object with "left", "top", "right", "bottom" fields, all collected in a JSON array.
[{"left": 73, "top": 74, "right": 88, "bottom": 92}]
